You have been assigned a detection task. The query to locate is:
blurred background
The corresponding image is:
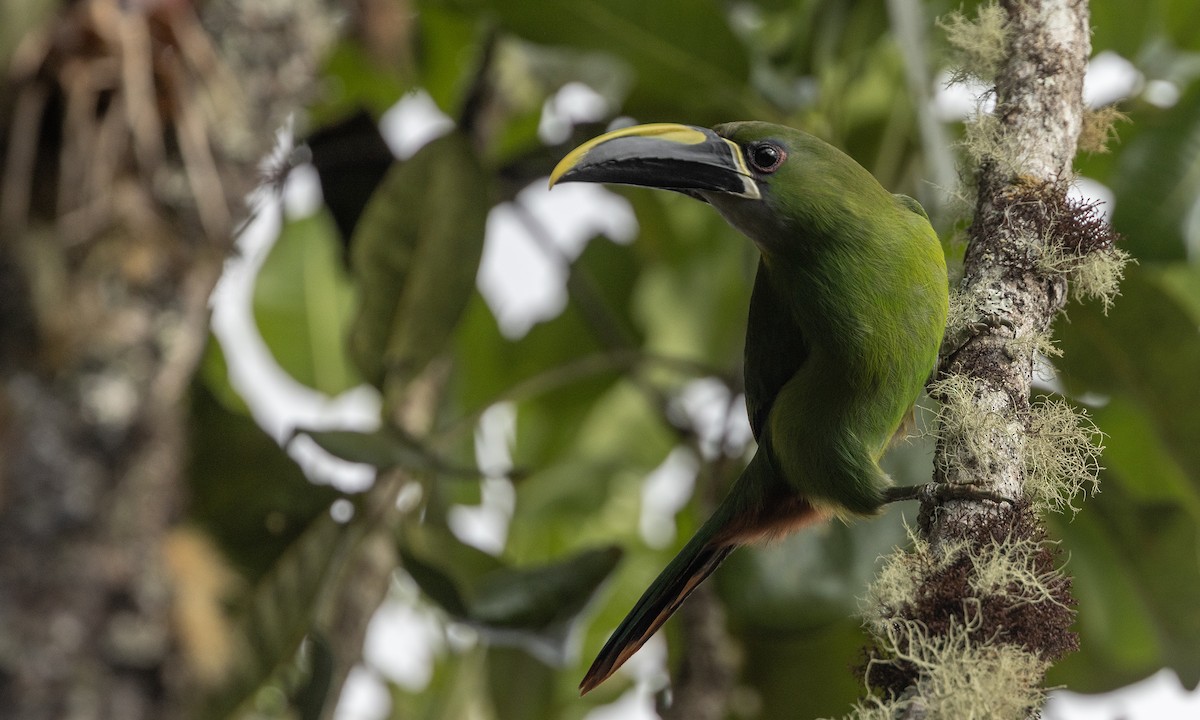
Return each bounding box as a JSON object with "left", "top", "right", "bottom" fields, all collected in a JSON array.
[{"left": 1, "top": 1, "right": 1198, "bottom": 719}]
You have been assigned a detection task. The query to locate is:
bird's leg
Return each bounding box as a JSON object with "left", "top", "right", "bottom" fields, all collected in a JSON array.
[{"left": 881, "top": 482, "right": 1014, "bottom": 507}]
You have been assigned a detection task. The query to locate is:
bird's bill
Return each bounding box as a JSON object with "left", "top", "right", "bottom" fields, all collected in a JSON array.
[{"left": 548, "top": 123, "right": 760, "bottom": 200}]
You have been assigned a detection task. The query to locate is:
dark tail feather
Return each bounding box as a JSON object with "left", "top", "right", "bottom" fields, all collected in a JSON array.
[
  {"left": 579, "top": 533, "right": 735, "bottom": 695},
  {"left": 580, "top": 450, "right": 815, "bottom": 694}
]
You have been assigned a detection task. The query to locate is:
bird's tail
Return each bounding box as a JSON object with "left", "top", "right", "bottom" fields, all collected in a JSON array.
[
  {"left": 579, "top": 514, "right": 735, "bottom": 695},
  {"left": 579, "top": 450, "right": 822, "bottom": 695}
]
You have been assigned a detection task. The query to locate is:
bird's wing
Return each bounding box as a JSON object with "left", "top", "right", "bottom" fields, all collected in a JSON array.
[
  {"left": 893, "top": 193, "right": 930, "bottom": 220},
  {"left": 744, "top": 259, "right": 809, "bottom": 441}
]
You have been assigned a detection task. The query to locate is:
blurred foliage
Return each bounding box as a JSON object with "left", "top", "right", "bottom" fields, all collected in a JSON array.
[
  {"left": 401, "top": 528, "right": 624, "bottom": 664},
  {"left": 253, "top": 211, "right": 363, "bottom": 396},
  {"left": 188, "top": 374, "right": 344, "bottom": 582},
  {"left": 172, "top": 0, "right": 1200, "bottom": 718},
  {"left": 348, "top": 131, "right": 489, "bottom": 390}
]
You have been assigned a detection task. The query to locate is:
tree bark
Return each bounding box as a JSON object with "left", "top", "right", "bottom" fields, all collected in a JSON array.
[
  {"left": 855, "top": 2, "right": 1094, "bottom": 716},
  {"left": 0, "top": 1, "right": 332, "bottom": 717},
  {"left": 931, "top": 0, "right": 1089, "bottom": 536}
]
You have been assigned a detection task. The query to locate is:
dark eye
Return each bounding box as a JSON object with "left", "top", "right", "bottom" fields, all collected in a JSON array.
[{"left": 748, "top": 142, "right": 785, "bottom": 173}]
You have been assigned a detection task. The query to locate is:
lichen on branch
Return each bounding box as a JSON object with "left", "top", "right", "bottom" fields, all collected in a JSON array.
[
  {"left": 852, "top": 509, "right": 1077, "bottom": 719},
  {"left": 851, "top": 0, "right": 1127, "bottom": 716}
]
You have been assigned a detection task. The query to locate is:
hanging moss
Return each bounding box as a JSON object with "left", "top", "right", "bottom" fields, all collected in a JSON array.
[
  {"left": 937, "top": 2, "right": 1012, "bottom": 85},
  {"left": 853, "top": 507, "right": 1077, "bottom": 719}
]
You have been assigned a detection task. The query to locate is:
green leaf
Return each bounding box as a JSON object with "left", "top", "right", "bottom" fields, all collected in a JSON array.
[
  {"left": 629, "top": 191, "right": 755, "bottom": 369},
  {"left": 1115, "top": 504, "right": 1200, "bottom": 690},
  {"left": 188, "top": 381, "right": 342, "bottom": 582},
  {"left": 513, "top": 236, "right": 647, "bottom": 467},
  {"left": 312, "top": 41, "right": 410, "bottom": 124},
  {"left": 1091, "top": 0, "right": 1200, "bottom": 56},
  {"left": 470, "top": 546, "right": 622, "bottom": 632},
  {"left": 197, "top": 334, "right": 250, "bottom": 416},
  {"left": 505, "top": 381, "right": 677, "bottom": 563},
  {"left": 1159, "top": 261, "right": 1200, "bottom": 323},
  {"left": 402, "top": 550, "right": 474, "bottom": 619},
  {"left": 470, "top": 0, "right": 754, "bottom": 124},
  {"left": 1052, "top": 499, "right": 1161, "bottom": 690},
  {"left": 450, "top": 234, "right": 647, "bottom": 471},
  {"left": 1049, "top": 485, "right": 1200, "bottom": 691},
  {"left": 1053, "top": 266, "right": 1200, "bottom": 689},
  {"left": 388, "top": 642, "right": 466, "bottom": 720},
  {"left": 296, "top": 426, "right": 421, "bottom": 469},
  {"left": 401, "top": 526, "right": 622, "bottom": 663},
  {"left": 294, "top": 426, "right": 487, "bottom": 477},
  {"left": 485, "top": 647, "right": 558, "bottom": 720},
  {"left": 1109, "top": 82, "right": 1200, "bottom": 261},
  {"left": 293, "top": 635, "right": 335, "bottom": 720},
  {"left": 349, "top": 131, "right": 489, "bottom": 389},
  {"left": 1056, "top": 266, "right": 1200, "bottom": 506},
  {"left": 738, "top": 617, "right": 876, "bottom": 719},
  {"left": 201, "top": 499, "right": 359, "bottom": 719},
  {"left": 1092, "top": 397, "right": 1200, "bottom": 517},
  {"left": 451, "top": 294, "right": 594, "bottom": 418},
  {"left": 1088, "top": 3, "right": 1156, "bottom": 59},
  {"left": 416, "top": 7, "right": 490, "bottom": 117},
  {"left": 1163, "top": 0, "right": 1200, "bottom": 51},
  {"left": 253, "top": 211, "right": 363, "bottom": 395},
  {"left": 568, "top": 234, "right": 644, "bottom": 346}
]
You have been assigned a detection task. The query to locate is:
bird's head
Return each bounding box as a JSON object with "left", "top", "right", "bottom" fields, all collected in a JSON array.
[{"left": 550, "top": 121, "right": 885, "bottom": 259}]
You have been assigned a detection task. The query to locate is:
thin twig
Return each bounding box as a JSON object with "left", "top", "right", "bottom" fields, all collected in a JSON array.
[
  {"left": 886, "top": 0, "right": 958, "bottom": 222},
  {"left": 437, "top": 348, "right": 726, "bottom": 443},
  {"left": 510, "top": 198, "right": 711, "bottom": 443},
  {"left": 0, "top": 84, "right": 48, "bottom": 236}
]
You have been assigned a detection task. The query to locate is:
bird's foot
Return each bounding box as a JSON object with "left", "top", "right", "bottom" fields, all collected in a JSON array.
[
  {"left": 881, "top": 482, "right": 1014, "bottom": 507},
  {"left": 967, "top": 316, "right": 1016, "bottom": 336},
  {"left": 940, "top": 315, "right": 1018, "bottom": 365}
]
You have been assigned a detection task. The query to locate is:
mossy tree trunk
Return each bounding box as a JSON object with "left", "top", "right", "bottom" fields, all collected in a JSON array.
[
  {"left": 855, "top": 1, "right": 1123, "bottom": 717},
  {"left": 936, "top": 0, "right": 1091, "bottom": 519},
  {"left": 0, "top": 2, "right": 330, "bottom": 717}
]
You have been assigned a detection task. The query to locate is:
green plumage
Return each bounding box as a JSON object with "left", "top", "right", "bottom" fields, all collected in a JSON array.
[{"left": 550, "top": 121, "right": 948, "bottom": 693}]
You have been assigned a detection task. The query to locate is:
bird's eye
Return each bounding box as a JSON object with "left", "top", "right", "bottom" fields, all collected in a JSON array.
[{"left": 748, "top": 142, "right": 785, "bottom": 173}]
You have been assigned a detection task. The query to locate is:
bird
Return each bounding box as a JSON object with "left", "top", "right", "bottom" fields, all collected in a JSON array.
[{"left": 548, "top": 122, "right": 949, "bottom": 695}]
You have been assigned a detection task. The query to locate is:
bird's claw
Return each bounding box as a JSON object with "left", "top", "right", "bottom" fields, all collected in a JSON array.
[
  {"left": 967, "top": 316, "right": 1016, "bottom": 336},
  {"left": 942, "top": 315, "right": 1018, "bottom": 365}
]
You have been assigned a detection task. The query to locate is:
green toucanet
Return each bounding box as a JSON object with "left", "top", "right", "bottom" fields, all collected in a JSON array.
[{"left": 548, "top": 122, "right": 949, "bottom": 694}]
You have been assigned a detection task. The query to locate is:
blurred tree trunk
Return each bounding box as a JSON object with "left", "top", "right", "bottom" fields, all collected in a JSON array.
[{"left": 0, "top": 1, "right": 331, "bottom": 717}]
